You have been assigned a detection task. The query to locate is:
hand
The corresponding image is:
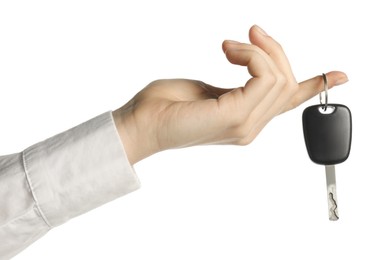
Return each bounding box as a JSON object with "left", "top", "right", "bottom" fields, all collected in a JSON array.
[{"left": 113, "top": 25, "right": 348, "bottom": 164}]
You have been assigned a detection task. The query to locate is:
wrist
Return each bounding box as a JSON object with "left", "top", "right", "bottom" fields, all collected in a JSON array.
[{"left": 112, "top": 108, "right": 141, "bottom": 165}]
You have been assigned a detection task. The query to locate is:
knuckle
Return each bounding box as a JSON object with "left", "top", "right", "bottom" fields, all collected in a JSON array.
[
  {"left": 229, "top": 121, "right": 252, "bottom": 140},
  {"left": 259, "top": 72, "right": 278, "bottom": 86},
  {"left": 275, "top": 74, "right": 298, "bottom": 96},
  {"left": 234, "top": 137, "right": 252, "bottom": 146},
  {"left": 229, "top": 115, "right": 247, "bottom": 131},
  {"left": 233, "top": 126, "right": 249, "bottom": 139},
  {"left": 276, "top": 73, "right": 288, "bottom": 87}
]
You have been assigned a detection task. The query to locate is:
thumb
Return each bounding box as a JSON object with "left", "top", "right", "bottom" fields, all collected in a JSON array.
[{"left": 282, "top": 71, "right": 349, "bottom": 112}]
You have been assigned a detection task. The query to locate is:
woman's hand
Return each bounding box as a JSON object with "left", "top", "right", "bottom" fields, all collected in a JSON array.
[{"left": 113, "top": 25, "right": 348, "bottom": 164}]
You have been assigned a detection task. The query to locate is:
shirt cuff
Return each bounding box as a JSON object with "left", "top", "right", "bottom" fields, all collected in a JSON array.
[{"left": 22, "top": 111, "right": 140, "bottom": 227}]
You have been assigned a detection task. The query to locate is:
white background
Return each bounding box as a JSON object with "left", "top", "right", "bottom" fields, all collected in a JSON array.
[{"left": 0, "top": 0, "right": 382, "bottom": 259}]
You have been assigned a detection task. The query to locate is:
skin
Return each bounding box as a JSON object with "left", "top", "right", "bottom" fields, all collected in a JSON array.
[{"left": 112, "top": 25, "right": 348, "bottom": 165}]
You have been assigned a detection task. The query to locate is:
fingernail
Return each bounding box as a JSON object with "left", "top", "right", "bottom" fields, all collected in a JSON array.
[
  {"left": 254, "top": 25, "right": 268, "bottom": 36},
  {"left": 334, "top": 75, "right": 349, "bottom": 86}
]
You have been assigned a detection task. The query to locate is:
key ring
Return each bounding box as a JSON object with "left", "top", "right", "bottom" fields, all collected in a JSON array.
[{"left": 319, "top": 73, "right": 328, "bottom": 111}]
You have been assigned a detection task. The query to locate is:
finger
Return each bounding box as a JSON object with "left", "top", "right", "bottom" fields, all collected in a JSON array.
[
  {"left": 238, "top": 71, "right": 348, "bottom": 144},
  {"left": 220, "top": 40, "right": 288, "bottom": 119},
  {"left": 248, "top": 25, "right": 296, "bottom": 82},
  {"left": 222, "top": 40, "right": 278, "bottom": 75},
  {"left": 282, "top": 71, "right": 349, "bottom": 112},
  {"left": 221, "top": 46, "right": 280, "bottom": 112},
  {"left": 223, "top": 41, "right": 273, "bottom": 78},
  {"left": 222, "top": 40, "right": 241, "bottom": 53}
]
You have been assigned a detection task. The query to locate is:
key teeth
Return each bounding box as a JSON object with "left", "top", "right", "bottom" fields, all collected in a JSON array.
[{"left": 328, "top": 192, "right": 339, "bottom": 221}]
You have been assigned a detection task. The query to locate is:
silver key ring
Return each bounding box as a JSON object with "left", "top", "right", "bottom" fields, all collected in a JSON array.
[{"left": 319, "top": 73, "right": 328, "bottom": 111}]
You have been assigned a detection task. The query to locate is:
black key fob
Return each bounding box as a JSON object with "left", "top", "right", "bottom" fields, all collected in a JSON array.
[{"left": 302, "top": 104, "right": 352, "bottom": 165}]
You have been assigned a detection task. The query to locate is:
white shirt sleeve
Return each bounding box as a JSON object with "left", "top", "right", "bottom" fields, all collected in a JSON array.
[{"left": 0, "top": 112, "right": 140, "bottom": 260}]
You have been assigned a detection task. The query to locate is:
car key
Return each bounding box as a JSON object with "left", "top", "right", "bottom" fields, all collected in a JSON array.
[{"left": 302, "top": 74, "right": 352, "bottom": 221}]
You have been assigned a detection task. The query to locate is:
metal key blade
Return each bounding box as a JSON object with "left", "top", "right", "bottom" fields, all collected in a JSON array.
[{"left": 325, "top": 165, "right": 339, "bottom": 221}]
